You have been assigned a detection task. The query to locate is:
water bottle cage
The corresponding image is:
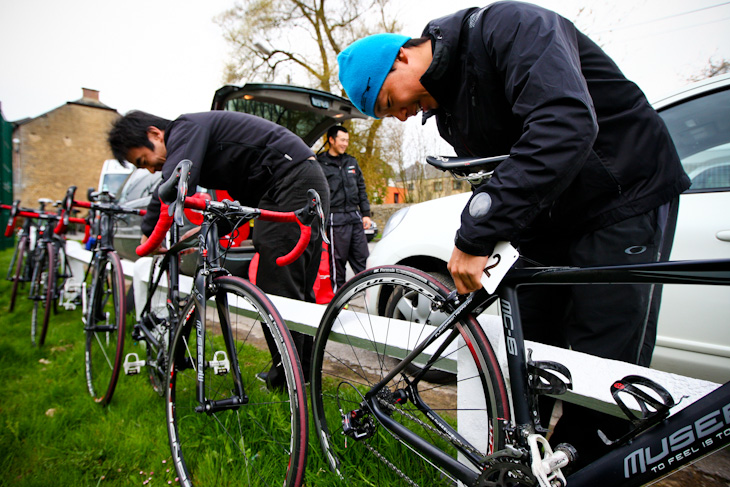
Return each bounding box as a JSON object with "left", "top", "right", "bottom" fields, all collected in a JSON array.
[{"left": 598, "top": 375, "right": 675, "bottom": 446}]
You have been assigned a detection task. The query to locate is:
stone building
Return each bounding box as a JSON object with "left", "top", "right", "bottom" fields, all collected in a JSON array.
[{"left": 12, "top": 88, "right": 120, "bottom": 206}]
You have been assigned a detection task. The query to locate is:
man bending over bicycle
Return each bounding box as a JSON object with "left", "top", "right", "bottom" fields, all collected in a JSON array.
[
  {"left": 108, "top": 110, "right": 329, "bottom": 385},
  {"left": 337, "top": 1, "right": 690, "bottom": 467}
]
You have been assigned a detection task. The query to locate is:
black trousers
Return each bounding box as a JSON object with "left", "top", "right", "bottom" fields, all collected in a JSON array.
[
  {"left": 252, "top": 158, "right": 329, "bottom": 379},
  {"left": 328, "top": 214, "right": 370, "bottom": 291},
  {"left": 518, "top": 199, "right": 679, "bottom": 468},
  {"left": 519, "top": 199, "right": 678, "bottom": 366}
]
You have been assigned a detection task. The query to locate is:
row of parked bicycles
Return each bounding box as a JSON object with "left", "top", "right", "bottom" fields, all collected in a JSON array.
[{"left": 3, "top": 157, "right": 730, "bottom": 487}]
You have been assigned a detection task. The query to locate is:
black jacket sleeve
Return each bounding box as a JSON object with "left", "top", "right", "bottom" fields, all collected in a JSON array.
[
  {"left": 454, "top": 4, "right": 598, "bottom": 255},
  {"left": 355, "top": 159, "right": 371, "bottom": 217}
]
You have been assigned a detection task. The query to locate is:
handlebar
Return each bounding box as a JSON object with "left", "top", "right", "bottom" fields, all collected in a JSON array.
[
  {"left": 3, "top": 200, "right": 20, "bottom": 237},
  {"left": 136, "top": 161, "right": 322, "bottom": 266}
]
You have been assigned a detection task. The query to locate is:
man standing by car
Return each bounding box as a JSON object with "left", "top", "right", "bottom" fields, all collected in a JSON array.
[
  {"left": 336, "top": 1, "right": 689, "bottom": 465},
  {"left": 108, "top": 109, "right": 329, "bottom": 385},
  {"left": 317, "top": 125, "right": 372, "bottom": 291}
]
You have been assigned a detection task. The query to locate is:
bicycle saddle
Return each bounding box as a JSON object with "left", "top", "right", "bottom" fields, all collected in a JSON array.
[{"left": 425, "top": 154, "right": 508, "bottom": 176}]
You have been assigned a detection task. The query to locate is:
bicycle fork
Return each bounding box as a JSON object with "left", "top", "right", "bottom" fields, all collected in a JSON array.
[{"left": 191, "top": 275, "right": 249, "bottom": 414}]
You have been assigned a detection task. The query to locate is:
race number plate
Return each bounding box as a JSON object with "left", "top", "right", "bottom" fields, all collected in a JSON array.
[{"left": 480, "top": 241, "right": 519, "bottom": 294}]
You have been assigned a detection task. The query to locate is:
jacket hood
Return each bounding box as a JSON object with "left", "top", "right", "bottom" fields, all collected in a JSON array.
[{"left": 420, "top": 7, "right": 477, "bottom": 110}]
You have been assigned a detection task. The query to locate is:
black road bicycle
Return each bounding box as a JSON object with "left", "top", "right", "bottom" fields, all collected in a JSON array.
[
  {"left": 310, "top": 155, "right": 730, "bottom": 487},
  {"left": 134, "top": 160, "right": 321, "bottom": 487},
  {"left": 3, "top": 197, "right": 83, "bottom": 345},
  {"left": 56, "top": 186, "right": 147, "bottom": 405}
]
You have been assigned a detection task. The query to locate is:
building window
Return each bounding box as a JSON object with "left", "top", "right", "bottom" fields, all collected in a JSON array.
[
  {"left": 434, "top": 181, "right": 443, "bottom": 192},
  {"left": 452, "top": 180, "right": 462, "bottom": 191},
  {"left": 394, "top": 193, "right": 400, "bottom": 204}
]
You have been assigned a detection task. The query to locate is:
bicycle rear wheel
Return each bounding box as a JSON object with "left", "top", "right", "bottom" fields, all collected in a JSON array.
[
  {"left": 8, "top": 235, "right": 29, "bottom": 312},
  {"left": 52, "top": 241, "right": 69, "bottom": 314},
  {"left": 84, "top": 252, "right": 126, "bottom": 405},
  {"left": 167, "top": 275, "right": 308, "bottom": 487},
  {"left": 31, "top": 242, "right": 55, "bottom": 346},
  {"left": 311, "top": 266, "right": 509, "bottom": 486}
]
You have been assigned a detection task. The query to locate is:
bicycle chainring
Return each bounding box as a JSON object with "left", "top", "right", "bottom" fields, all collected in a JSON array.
[{"left": 476, "top": 460, "right": 536, "bottom": 487}]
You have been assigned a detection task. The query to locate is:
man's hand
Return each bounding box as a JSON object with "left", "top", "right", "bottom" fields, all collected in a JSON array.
[
  {"left": 363, "top": 216, "right": 372, "bottom": 229},
  {"left": 447, "top": 247, "right": 489, "bottom": 295}
]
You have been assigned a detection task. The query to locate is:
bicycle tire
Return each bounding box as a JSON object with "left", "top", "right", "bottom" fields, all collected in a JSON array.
[
  {"left": 9, "top": 235, "right": 29, "bottom": 312},
  {"left": 167, "top": 275, "right": 308, "bottom": 487},
  {"left": 6, "top": 234, "right": 22, "bottom": 280},
  {"left": 52, "top": 241, "right": 68, "bottom": 314},
  {"left": 84, "top": 252, "right": 126, "bottom": 406},
  {"left": 31, "top": 242, "right": 55, "bottom": 346},
  {"left": 144, "top": 254, "right": 172, "bottom": 395},
  {"left": 310, "top": 265, "right": 509, "bottom": 486}
]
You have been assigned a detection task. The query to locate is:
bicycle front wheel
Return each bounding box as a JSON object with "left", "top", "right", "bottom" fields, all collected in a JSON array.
[
  {"left": 8, "top": 235, "right": 29, "bottom": 312},
  {"left": 311, "top": 266, "right": 509, "bottom": 486},
  {"left": 167, "top": 275, "right": 308, "bottom": 487},
  {"left": 84, "top": 252, "right": 126, "bottom": 405},
  {"left": 31, "top": 243, "right": 55, "bottom": 346}
]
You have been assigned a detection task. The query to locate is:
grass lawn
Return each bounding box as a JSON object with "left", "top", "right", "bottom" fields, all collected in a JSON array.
[{"left": 0, "top": 246, "right": 343, "bottom": 487}]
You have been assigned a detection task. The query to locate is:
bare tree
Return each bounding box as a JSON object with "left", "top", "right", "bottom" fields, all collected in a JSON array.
[
  {"left": 215, "top": 0, "right": 400, "bottom": 202},
  {"left": 690, "top": 56, "right": 730, "bottom": 82}
]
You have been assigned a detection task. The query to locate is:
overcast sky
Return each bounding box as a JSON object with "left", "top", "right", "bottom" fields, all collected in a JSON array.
[{"left": 1, "top": 0, "right": 729, "bottom": 123}]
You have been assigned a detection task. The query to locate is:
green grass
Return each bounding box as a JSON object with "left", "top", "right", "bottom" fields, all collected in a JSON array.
[{"left": 0, "top": 246, "right": 344, "bottom": 487}]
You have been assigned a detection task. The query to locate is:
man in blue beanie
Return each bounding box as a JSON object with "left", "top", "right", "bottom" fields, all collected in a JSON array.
[{"left": 338, "top": 1, "right": 689, "bottom": 469}]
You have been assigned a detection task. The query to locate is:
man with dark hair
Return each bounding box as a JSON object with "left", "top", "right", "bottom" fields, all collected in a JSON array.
[
  {"left": 337, "top": 1, "right": 689, "bottom": 466},
  {"left": 108, "top": 109, "right": 330, "bottom": 384},
  {"left": 317, "top": 125, "right": 371, "bottom": 290}
]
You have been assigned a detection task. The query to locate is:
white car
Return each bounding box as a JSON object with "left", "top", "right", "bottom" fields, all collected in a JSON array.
[{"left": 369, "top": 74, "right": 730, "bottom": 383}]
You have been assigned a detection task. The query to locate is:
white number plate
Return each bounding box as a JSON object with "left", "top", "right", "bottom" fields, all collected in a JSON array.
[{"left": 480, "top": 241, "right": 519, "bottom": 294}]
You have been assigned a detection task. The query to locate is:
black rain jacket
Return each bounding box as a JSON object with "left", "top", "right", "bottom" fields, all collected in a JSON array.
[
  {"left": 420, "top": 1, "right": 690, "bottom": 256},
  {"left": 141, "top": 111, "right": 314, "bottom": 236},
  {"left": 317, "top": 151, "right": 371, "bottom": 221}
]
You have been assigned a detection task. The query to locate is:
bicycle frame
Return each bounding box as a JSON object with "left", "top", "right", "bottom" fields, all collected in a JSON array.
[
  {"left": 361, "top": 258, "right": 730, "bottom": 486},
  {"left": 186, "top": 215, "right": 249, "bottom": 412}
]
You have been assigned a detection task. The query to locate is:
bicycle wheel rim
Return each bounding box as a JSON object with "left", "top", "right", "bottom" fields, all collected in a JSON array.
[
  {"left": 37, "top": 243, "right": 55, "bottom": 346},
  {"left": 311, "top": 266, "right": 508, "bottom": 486},
  {"left": 84, "top": 253, "right": 126, "bottom": 405},
  {"left": 167, "top": 276, "right": 308, "bottom": 487},
  {"left": 30, "top": 245, "right": 49, "bottom": 346},
  {"left": 9, "top": 235, "right": 28, "bottom": 312}
]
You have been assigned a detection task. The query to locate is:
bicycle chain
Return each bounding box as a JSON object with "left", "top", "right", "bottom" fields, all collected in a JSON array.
[
  {"left": 361, "top": 441, "right": 421, "bottom": 487},
  {"left": 356, "top": 394, "right": 490, "bottom": 487},
  {"left": 376, "top": 394, "right": 487, "bottom": 460}
]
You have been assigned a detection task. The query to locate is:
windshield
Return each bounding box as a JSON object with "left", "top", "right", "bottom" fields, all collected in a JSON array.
[
  {"left": 224, "top": 97, "right": 326, "bottom": 141},
  {"left": 660, "top": 88, "right": 730, "bottom": 191}
]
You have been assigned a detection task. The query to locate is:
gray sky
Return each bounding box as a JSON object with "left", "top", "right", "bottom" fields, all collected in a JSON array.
[{"left": 1, "top": 0, "right": 729, "bottom": 123}]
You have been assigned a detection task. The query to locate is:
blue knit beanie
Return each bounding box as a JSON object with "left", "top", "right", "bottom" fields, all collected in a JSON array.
[{"left": 338, "top": 33, "right": 410, "bottom": 118}]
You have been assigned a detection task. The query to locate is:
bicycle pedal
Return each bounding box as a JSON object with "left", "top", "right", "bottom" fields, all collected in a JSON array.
[
  {"left": 209, "top": 351, "right": 230, "bottom": 375},
  {"left": 599, "top": 375, "right": 675, "bottom": 446},
  {"left": 527, "top": 359, "right": 572, "bottom": 396},
  {"left": 123, "top": 353, "right": 146, "bottom": 375}
]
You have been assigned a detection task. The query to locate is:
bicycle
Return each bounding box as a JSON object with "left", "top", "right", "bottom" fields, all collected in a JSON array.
[
  {"left": 133, "top": 160, "right": 321, "bottom": 487},
  {"left": 4, "top": 198, "right": 50, "bottom": 312},
  {"left": 309, "top": 154, "right": 730, "bottom": 487},
  {"left": 3, "top": 198, "right": 84, "bottom": 345},
  {"left": 56, "top": 186, "right": 146, "bottom": 405}
]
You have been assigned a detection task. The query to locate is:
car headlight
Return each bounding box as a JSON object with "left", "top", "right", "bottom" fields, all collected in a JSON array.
[{"left": 382, "top": 207, "right": 409, "bottom": 239}]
